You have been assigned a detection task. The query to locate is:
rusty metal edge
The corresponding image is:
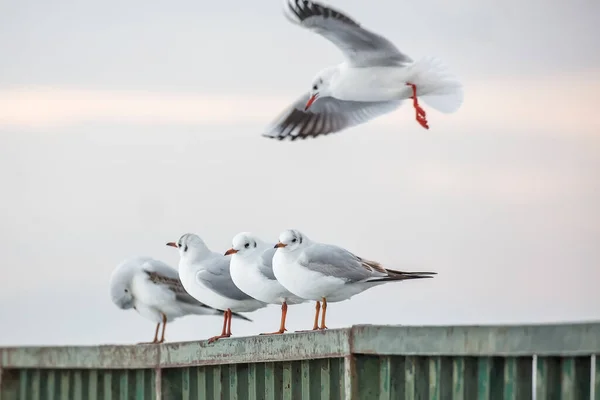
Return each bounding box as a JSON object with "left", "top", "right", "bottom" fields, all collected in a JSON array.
[
  {"left": 350, "top": 322, "right": 600, "bottom": 356},
  {"left": 0, "top": 327, "right": 352, "bottom": 369},
  {"left": 2, "top": 323, "right": 600, "bottom": 370}
]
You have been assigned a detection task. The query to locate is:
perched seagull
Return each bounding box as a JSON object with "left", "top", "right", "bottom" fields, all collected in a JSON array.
[
  {"left": 272, "top": 230, "right": 436, "bottom": 330},
  {"left": 109, "top": 256, "right": 251, "bottom": 344},
  {"left": 167, "top": 233, "right": 267, "bottom": 343},
  {"left": 263, "top": 0, "right": 463, "bottom": 140},
  {"left": 225, "top": 232, "right": 306, "bottom": 335}
]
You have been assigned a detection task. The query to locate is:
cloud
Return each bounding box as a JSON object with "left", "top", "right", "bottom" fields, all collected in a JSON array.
[{"left": 1, "top": 72, "right": 598, "bottom": 134}]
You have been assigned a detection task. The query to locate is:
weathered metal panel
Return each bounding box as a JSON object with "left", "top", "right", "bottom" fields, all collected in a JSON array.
[
  {"left": 351, "top": 323, "right": 600, "bottom": 356},
  {"left": 351, "top": 355, "right": 532, "bottom": 399},
  {"left": 159, "top": 359, "right": 344, "bottom": 400},
  {"left": 0, "top": 369, "right": 155, "bottom": 400},
  {"left": 2, "top": 323, "right": 600, "bottom": 399}
]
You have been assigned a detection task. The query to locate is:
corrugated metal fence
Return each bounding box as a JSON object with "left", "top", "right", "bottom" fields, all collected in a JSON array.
[{"left": 1, "top": 323, "right": 599, "bottom": 399}]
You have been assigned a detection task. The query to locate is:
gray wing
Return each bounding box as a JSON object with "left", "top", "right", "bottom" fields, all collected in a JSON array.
[
  {"left": 257, "top": 247, "right": 277, "bottom": 281},
  {"left": 196, "top": 256, "right": 257, "bottom": 301},
  {"left": 263, "top": 94, "right": 402, "bottom": 140},
  {"left": 298, "top": 243, "right": 379, "bottom": 283},
  {"left": 284, "top": 0, "right": 412, "bottom": 67},
  {"left": 141, "top": 260, "right": 215, "bottom": 309}
]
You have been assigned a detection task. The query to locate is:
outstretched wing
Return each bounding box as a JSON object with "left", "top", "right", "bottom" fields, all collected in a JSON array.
[
  {"left": 263, "top": 94, "right": 401, "bottom": 140},
  {"left": 283, "top": 0, "right": 412, "bottom": 67}
]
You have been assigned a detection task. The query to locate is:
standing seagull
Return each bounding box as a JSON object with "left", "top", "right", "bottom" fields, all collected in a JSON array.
[
  {"left": 272, "top": 230, "right": 436, "bottom": 330},
  {"left": 263, "top": 0, "right": 463, "bottom": 140},
  {"left": 167, "top": 233, "right": 267, "bottom": 343},
  {"left": 225, "top": 232, "right": 306, "bottom": 335},
  {"left": 109, "top": 256, "right": 251, "bottom": 344}
]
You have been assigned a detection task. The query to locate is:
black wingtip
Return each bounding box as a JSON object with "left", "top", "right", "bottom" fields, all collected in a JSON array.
[{"left": 231, "top": 312, "right": 253, "bottom": 322}]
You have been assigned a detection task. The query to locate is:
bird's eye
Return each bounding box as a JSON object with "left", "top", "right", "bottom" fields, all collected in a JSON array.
[
  {"left": 184, "top": 245, "right": 188, "bottom": 252},
  {"left": 292, "top": 238, "right": 297, "bottom": 243},
  {"left": 124, "top": 289, "right": 129, "bottom": 293},
  {"left": 312, "top": 85, "right": 317, "bottom": 90},
  {"left": 244, "top": 243, "right": 250, "bottom": 248}
]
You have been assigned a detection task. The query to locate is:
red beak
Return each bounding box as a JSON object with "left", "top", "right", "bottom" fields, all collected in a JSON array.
[
  {"left": 166, "top": 242, "right": 178, "bottom": 248},
  {"left": 304, "top": 94, "right": 318, "bottom": 111},
  {"left": 274, "top": 242, "right": 287, "bottom": 248},
  {"left": 224, "top": 248, "right": 238, "bottom": 256}
]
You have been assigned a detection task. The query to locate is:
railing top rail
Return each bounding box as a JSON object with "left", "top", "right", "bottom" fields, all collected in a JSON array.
[{"left": 2, "top": 322, "right": 599, "bottom": 369}]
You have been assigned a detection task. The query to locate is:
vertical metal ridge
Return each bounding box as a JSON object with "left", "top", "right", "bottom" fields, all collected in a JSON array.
[
  {"left": 88, "top": 370, "right": 98, "bottom": 400},
  {"left": 378, "top": 356, "right": 391, "bottom": 400},
  {"left": 228, "top": 364, "right": 238, "bottom": 400},
  {"left": 319, "top": 358, "right": 330, "bottom": 400},
  {"left": 134, "top": 369, "right": 145, "bottom": 400},
  {"left": 118, "top": 370, "right": 128, "bottom": 400},
  {"left": 428, "top": 356, "right": 442, "bottom": 400},
  {"left": 536, "top": 356, "right": 561, "bottom": 399},
  {"left": 18, "top": 369, "right": 28, "bottom": 400},
  {"left": 561, "top": 356, "right": 591, "bottom": 400},
  {"left": 60, "top": 370, "right": 70, "bottom": 400},
  {"left": 452, "top": 357, "right": 465, "bottom": 399},
  {"left": 282, "top": 361, "right": 293, "bottom": 400},
  {"left": 593, "top": 354, "right": 598, "bottom": 400},
  {"left": 180, "top": 367, "right": 190, "bottom": 400},
  {"left": 246, "top": 363, "right": 257, "bottom": 400},
  {"left": 72, "top": 370, "right": 82, "bottom": 399},
  {"left": 503, "top": 357, "right": 532, "bottom": 400},
  {"left": 32, "top": 369, "right": 42, "bottom": 400},
  {"left": 300, "top": 359, "right": 310, "bottom": 399},
  {"left": 46, "top": 370, "right": 56, "bottom": 400},
  {"left": 476, "top": 357, "right": 492, "bottom": 400}
]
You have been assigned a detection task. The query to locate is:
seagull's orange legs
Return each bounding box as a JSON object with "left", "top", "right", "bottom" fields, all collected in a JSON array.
[
  {"left": 158, "top": 313, "right": 167, "bottom": 343},
  {"left": 319, "top": 297, "right": 328, "bottom": 330},
  {"left": 138, "top": 313, "right": 167, "bottom": 345},
  {"left": 261, "top": 301, "right": 289, "bottom": 335},
  {"left": 406, "top": 83, "right": 429, "bottom": 130},
  {"left": 296, "top": 301, "right": 321, "bottom": 332},
  {"left": 208, "top": 309, "right": 232, "bottom": 343}
]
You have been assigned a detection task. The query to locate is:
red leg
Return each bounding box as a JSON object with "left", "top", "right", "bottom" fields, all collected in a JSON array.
[
  {"left": 225, "top": 309, "right": 233, "bottom": 336},
  {"left": 406, "top": 83, "right": 430, "bottom": 130},
  {"left": 295, "top": 301, "right": 321, "bottom": 332},
  {"left": 261, "top": 302, "right": 288, "bottom": 335},
  {"left": 208, "top": 309, "right": 232, "bottom": 343}
]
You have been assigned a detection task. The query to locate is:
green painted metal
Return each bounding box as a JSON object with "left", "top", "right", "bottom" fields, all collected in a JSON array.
[{"left": 1, "top": 323, "right": 599, "bottom": 399}]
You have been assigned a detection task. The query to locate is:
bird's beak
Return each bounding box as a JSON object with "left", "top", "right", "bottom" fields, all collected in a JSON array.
[
  {"left": 224, "top": 248, "right": 238, "bottom": 256},
  {"left": 274, "top": 242, "right": 287, "bottom": 248},
  {"left": 304, "top": 93, "right": 318, "bottom": 111},
  {"left": 166, "top": 242, "right": 178, "bottom": 248}
]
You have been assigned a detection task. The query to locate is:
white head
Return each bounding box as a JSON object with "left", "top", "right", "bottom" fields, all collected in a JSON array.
[
  {"left": 166, "top": 233, "right": 210, "bottom": 261},
  {"left": 274, "top": 229, "right": 309, "bottom": 252},
  {"left": 304, "top": 67, "right": 337, "bottom": 111},
  {"left": 109, "top": 258, "right": 142, "bottom": 310},
  {"left": 224, "top": 232, "right": 264, "bottom": 258}
]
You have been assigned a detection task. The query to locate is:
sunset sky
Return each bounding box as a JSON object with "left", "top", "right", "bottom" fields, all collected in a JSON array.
[{"left": 0, "top": 0, "right": 598, "bottom": 345}]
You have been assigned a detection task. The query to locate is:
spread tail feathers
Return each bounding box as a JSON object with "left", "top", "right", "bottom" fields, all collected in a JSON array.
[{"left": 406, "top": 56, "right": 463, "bottom": 114}]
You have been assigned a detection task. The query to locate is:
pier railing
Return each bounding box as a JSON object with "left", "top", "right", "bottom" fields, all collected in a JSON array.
[{"left": 1, "top": 323, "right": 599, "bottom": 399}]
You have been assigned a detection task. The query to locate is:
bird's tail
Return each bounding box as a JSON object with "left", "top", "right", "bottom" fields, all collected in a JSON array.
[
  {"left": 366, "top": 269, "right": 437, "bottom": 283},
  {"left": 184, "top": 303, "right": 253, "bottom": 322},
  {"left": 230, "top": 311, "right": 253, "bottom": 322},
  {"left": 405, "top": 56, "right": 464, "bottom": 114}
]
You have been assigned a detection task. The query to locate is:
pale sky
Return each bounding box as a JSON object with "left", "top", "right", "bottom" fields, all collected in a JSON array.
[{"left": 0, "top": 0, "right": 599, "bottom": 346}]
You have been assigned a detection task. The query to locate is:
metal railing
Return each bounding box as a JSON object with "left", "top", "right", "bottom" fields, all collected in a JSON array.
[{"left": 1, "top": 322, "right": 599, "bottom": 399}]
